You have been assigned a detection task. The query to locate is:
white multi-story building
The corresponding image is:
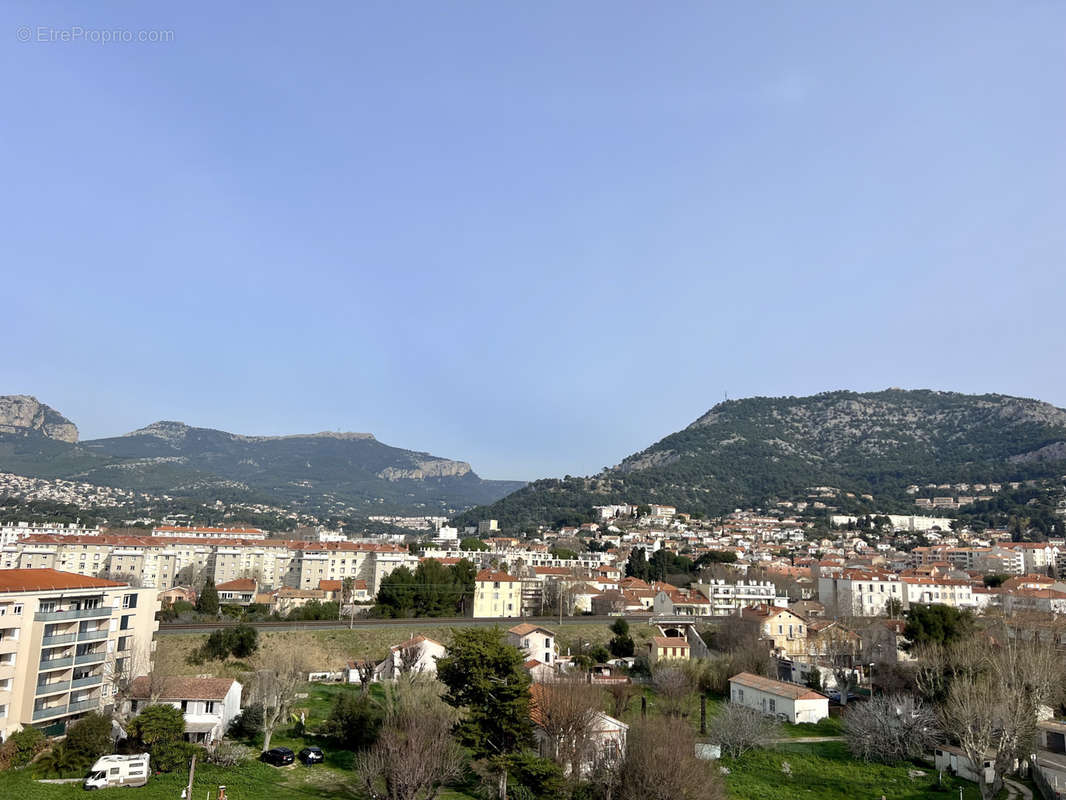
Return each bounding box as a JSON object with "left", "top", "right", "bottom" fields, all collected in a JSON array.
[
  {"left": 0, "top": 569, "right": 159, "bottom": 741},
  {"left": 818, "top": 569, "right": 903, "bottom": 616},
  {"left": 901, "top": 577, "right": 976, "bottom": 609},
  {"left": 693, "top": 580, "right": 787, "bottom": 616}
]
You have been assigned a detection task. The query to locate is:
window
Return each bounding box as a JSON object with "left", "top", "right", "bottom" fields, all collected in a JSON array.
[
  {"left": 122, "top": 594, "right": 137, "bottom": 609},
  {"left": 120, "top": 615, "right": 132, "bottom": 631},
  {"left": 769, "top": 699, "right": 776, "bottom": 713},
  {"left": 204, "top": 701, "right": 216, "bottom": 714},
  {"left": 181, "top": 700, "right": 189, "bottom": 711},
  {"left": 13, "top": 604, "right": 22, "bottom": 616}
]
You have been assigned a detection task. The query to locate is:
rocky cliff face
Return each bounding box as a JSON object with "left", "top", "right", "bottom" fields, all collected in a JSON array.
[{"left": 0, "top": 395, "right": 78, "bottom": 443}]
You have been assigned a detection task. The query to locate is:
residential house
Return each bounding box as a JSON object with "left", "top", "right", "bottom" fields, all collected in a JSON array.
[
  {"left": 215, "top": 579, "right": 257, "bottom": 606},
  {"left": 374, "top": 635, "right": 447, "bottom": 681},
  {"left": 159, "top": 586, "right": 196, "bottom": 606},
  {"left": 531, "top": 683, "right": 627, "bottom": 776},
  {"left": 860, "top": 619, "right": 911, "bottom": 665},
  {"left": 473, "top": 570, "right": 522, "bottom": 618},
  {"left": 126, "top": 676, "right": 241, "bottom": 745},
  {"left": 653, "top": 588, "right": 711, "bottom": 617},
  {"left": 507, "top": 624, "right": 556, "bottom": 666},
  {"left": 740, "top": 605, "right": 808, "bottom": 658},
  {"left": 729, "top": 672, "right": 828, "bottom": 724},
  {"left": 648, "top": 636, "right": 690, "bottom": 663}
]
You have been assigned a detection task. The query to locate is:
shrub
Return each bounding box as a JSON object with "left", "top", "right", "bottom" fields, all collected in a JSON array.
[
  {"left": 319, "top": 692, "right": 382, "bottom": 750},
  {"left": 64, "top": 712, "right": 112, "bottom": 763},
  {"left": 228, "top": 703, "right": 265, "bottom": 741},
  {"left": 206, "top": 740, "right": 252, "bottom": 767},
  {"left": 0, "top": 725, "right": 46, "bottom": 768},
  {"left": 127, "top": 704, "right": 188, "bottom": 772}
]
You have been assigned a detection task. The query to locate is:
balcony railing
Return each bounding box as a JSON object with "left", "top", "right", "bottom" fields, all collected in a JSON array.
[
  {"left": 71, "top": 674, "right": 102, "bottom": 690},
  {"left": 77, "top": 629, "right": 108, "bottom": 642},
  {"left": 34, "top": 607, "right": 110, "bottom": 622},
  {"left": 42, "top": 633, "right": 77, "bottom": 647},
  {"left": 32, "top": 705, "right": 69, "bottom": 721},
  {"left": 39, "top": 656, "right": 74, "bottom": 671},
  {"left": 67, "top": 698, "right": 99, "bottom": 713},
  {"left": 74, "top": 652, "right": 105, "bottom": 666},
  {"left": 35, "top": 680, "right": 70, "bottom": 696}
]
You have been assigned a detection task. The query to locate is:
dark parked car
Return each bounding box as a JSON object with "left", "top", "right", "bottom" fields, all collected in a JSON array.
[
  {"left": 298, "top": 747, "right": 324, "bottom": 765},
  {"left": 261, "top": 747, "right": 295, "bottom": 766}
]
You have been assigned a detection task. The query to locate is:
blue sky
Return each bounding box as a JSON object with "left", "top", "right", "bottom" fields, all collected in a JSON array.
[{"left": 2, "top": 2, "right": 1064, "bottom": 481}]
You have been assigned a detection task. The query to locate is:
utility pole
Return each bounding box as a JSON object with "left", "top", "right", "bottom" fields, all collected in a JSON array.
[{"left": 184, "top": 753, "right": 196, "bottom": 800}]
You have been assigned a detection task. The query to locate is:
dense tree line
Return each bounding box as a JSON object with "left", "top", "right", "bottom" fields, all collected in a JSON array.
[{"left": 374, "top": 558, "right": 477, "bottom": 617}]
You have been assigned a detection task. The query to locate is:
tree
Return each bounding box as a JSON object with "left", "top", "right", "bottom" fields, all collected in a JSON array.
[
  {"left": 903, "top": 604, "right": 974, "bottom": 651},
  {"left": 938, "top": 629, "right": 1065, "bottom": 800},
  {"left": 64, "top": 712, "right": 113, "bottom": 764},
  {"left": 605, "top": 682, "right": 640, "bottom": 719},
  {"left": 437, "top": 628, "right": 532, "bottom": 799},
  {"left": 707, "top": 704, "right": 780, "bottom": 759},
  {"left": 228, "top": 703, "right": 265, "bottom": 741},
  {"left": 550, "top": 547, "right": 578, "bottom": 561},
  {"left": 127, "top": 704, "right": 188, "bottom": 772},
  {"left": 652, "top": 665, "right": 694, "bottom": 718},
  {"left": 0, "top": 726, "right": 45, "bottom": 769},
  {"left": 615, "top": 717, "right": 725, "bottom": 800},
  {"left": 250, "top": 651, "right": 306, "bottom": 753},
  {"left": 530, "top": 675, "right": 604, "bottom": 777},
  {"left": 196, "top": 577, "right": 219, "bottom": 615},
  {"left": 609, "top": 619, "right": 635, "bottom": 658},
  {"left": 355, "top": 679, "right": 465, "bottom": 800},
  {"left": 321, "top": 691, "right": 382, "bottom": 750},
  {"left": 461, "top": 537, "right": 490, "bottom": 551},
  {"left": 843, "top": 694, "right": 941, "bottom": 763}
]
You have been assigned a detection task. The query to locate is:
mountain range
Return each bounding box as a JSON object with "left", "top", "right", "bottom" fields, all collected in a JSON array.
[
  {"left": 454, "top": 389, "right": 1066, "bottom": 529},
  {"left": 0, "top": 396, "right": 524, "bottom": 518}
]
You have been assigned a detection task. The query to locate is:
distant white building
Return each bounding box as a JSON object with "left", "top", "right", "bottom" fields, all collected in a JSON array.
[
  {"left": 374, "top": 634, "right": 447, "bottom": 681},
  {"left": 729, "top": 672, "right": 828, "bottom": 725}
]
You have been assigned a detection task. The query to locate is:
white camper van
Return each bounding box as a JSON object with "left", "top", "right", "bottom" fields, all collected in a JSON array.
[{"left": 84, "top": 753, "right": 150, "bottom": 790}]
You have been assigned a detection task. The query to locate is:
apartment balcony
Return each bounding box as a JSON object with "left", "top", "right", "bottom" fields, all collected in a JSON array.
[
  {"left": 71, "top": 674, "right": 102, "bottom": 690},
  {"left": 35, "top": 679, "right": 71, "bottom": 696},
  {"left": 74, "top": 651, "right": 106, "bottom": 667},
  {"left": 77, "top": 629, "right": 108, "bottom": 642},
  {"left": 67, "top": 697, "right": 100, "bottom": 713},
  {"left": 32, "top": 704, "right": 70, "bottom": 721},
  {"left": 42, "top": 633, "right": 77, "bottom": 647},
  {"left": 39, "top": 655, "right": 74, "bottom": 671},
  {"left": 34, "top": 607, "right": 111, "bottom": 623}
]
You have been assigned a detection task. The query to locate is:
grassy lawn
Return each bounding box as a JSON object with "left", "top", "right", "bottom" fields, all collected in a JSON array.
[
  {"left": 779, "top": 716, "right": 844, "bottom": 738},
  {"left": 723, "top": 740, "right": 983, "bottom": 800}
]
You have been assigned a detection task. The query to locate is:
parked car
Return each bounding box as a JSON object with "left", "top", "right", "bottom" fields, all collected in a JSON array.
[
  {"left": 261, "top": 747, "right": 295, "bottom": 766},
  {"left": 298, "top": 747, "right": 324, "bottom": 765}
]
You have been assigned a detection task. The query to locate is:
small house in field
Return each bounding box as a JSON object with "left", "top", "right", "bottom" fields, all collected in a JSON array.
[
  {"left": 728, "top": 672, "right": 828, "bottom": 724},
  {"left": 648, "top": 636, "right": 690, "bottom": 663}
]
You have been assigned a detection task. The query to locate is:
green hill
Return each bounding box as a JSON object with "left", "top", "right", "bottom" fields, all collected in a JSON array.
[
  {"left": 455, "top": 389, "right": 1066, "bottom": 529},
  {"left": 0, "top": 400, "right": 523, "bottom": 517}
]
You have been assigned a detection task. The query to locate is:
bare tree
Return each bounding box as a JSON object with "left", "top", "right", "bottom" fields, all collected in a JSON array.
[
  {"left": 352, "top": 659, "right": 376, "bottom": 696},
  {"left": 531, "top": 675, "right": 604, "bottom": 777},
  {"left": 652, "top": 665, "right": 694, "bottom": 718},
  {"left": 843, "top": 694, "right": 941, "bottom": 763},
  {"left": 937, "top": 625, "right": 1066, "bottom": 800},
  {"left": 616, "top": 717, "right": 725, "bottom": 800},
  {"left": 107, "top": 643, "right": 172, "bottom": 723},
  {"left": 605, "top": 682, "right": 639, "bottom": 720},
  {"left": 250, "top": 651, "right": 305, "bottom": 753},
  {"left": 355, "top": 678, "right": 464, "bottom": 800},
  {"left": 397, "top": 644, "right": 422, "bottom": 677},
  {"left": 708, "top": 703, "right": 780, "bottom": 759}
]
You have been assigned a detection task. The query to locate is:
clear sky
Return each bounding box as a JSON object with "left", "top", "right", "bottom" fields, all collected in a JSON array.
[{"left": 2, "top": 2, "right": 1064, "bottom": 481}]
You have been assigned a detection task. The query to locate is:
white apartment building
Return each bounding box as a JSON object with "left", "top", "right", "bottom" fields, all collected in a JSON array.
[
  {"left": 0, "top": 523, "right": 102, "bottom": 548},
  {"left": 0, "top": 569, "right": 159, "bottom": 741},
  {"left": 818, "top": 569, "right": 903, "bottom": 616},
  {"left": 901, "top": 577, "right": 976, "bottom": 609},
  {"left": 693, "top": 580, "right": 788, "bottom": 616},
  {"left": 3, "top": 535, "right": 415, "bottom": 596}
]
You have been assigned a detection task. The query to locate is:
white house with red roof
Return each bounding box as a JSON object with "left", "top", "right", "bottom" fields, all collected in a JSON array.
[
  {"left": 729, "top": 672, "right": 828, "bottom": 724},
  {"left": 126, "top": 676, "right": 242, "bottom": 744},
  {"left": 374, "top": 634, "right": 447, "bottom": 681}
]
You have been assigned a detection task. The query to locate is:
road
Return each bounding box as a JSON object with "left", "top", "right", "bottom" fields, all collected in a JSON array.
[{"left": 157, "top": 614, "right": 647, "bottom": 635}]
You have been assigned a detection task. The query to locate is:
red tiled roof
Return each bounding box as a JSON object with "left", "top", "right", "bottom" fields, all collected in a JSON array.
[
  {"left": 317, "top": 580, "right": 342, "bottom": 591},
  {"left": 0, "top": 569, "right": 127, "bottom": 593},
  {"left": 216, "top": 579, "right": 256, "bottom": 591},
  {"left": 730, "top": 672, "right": 827, "bottom": 700},
  {"left": 129, "top": 676, "right": 237, "bottom": 701},
  {"left": 476, "top": 569, "right": 520, "bottom": 583}
]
